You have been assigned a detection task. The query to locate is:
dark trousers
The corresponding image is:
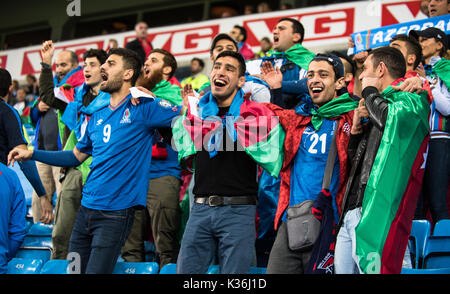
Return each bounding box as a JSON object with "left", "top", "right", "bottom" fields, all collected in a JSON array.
[
  {"left": 68, "top": 205, "right": 135, "bottom": 274},
  {"left": 266, "top": 222, "right": 312, "bottom": 274},
  {"left": 415, "top": 138, "right": 449, "bottom": 224}
]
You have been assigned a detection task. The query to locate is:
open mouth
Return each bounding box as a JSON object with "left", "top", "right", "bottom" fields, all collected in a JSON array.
[
  {"left": 273, "top": 36, "right": 279, "bottom": 44},
  {"left": 100, "top": 71, "right": 108, "bottom": 84},
  {"left": 310, "top": 86, "right": 324, "bottom": 96},
  {"left": 85, "top": 74, "right": 92, "bottom": 80},
  {"left": 213, "top": 78, "right": 228, "bottom": 89}
]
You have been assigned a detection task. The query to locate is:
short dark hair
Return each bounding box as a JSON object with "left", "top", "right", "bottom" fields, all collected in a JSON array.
[
  {"left": 108, "top": 48, "right": 141, "bottom": 86},
  {"left": 192, "top": 57, "right": 205, "bottom": 69},
  {"left": 0, "top": 68, "right": 12, "bottom": 97},
  {"left": 390, "top": 34, "right": 423, "bottom": 69},
  {"left": 278, "top": 17, "right": 305, "bottom": 44},
  {"left": 215, "top": 51, "right": 246, "bottom": 77},
  {"left": 368, "top": 46, "right": 406, "bottom": 80},
  {"left": 210, "top": 33, "right": 238, "bottom": 55},
  {"left": 83, "top": 48, "right": 108, "bottom": 65},
  {"left": 150, "top": 48, "right": 178, "bottom": 79},
  {"left": 233, "top": 25, "right": 247, "bottom": 42}
]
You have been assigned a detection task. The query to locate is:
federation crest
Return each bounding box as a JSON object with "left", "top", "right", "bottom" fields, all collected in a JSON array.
[
  {"left": 159, "top": 100, "right": 173, "bottom": 108},
  {"left": 120, "top": 108, "right": 131, "bottom": 124}
]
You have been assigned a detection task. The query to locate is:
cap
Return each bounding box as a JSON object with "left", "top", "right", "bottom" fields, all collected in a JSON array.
[
  {"left": 311, "top": 54, "right": 345, "bottom": 79},
  {"left": 210, "top": 33, "right": 238, "bottom": 54},
  {"left": 409, "top": 27, "right": 448, "bottom": 49}
]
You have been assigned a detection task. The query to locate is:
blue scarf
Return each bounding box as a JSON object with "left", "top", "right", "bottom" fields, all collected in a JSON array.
[
  {"left": 198, "top": 89, "right": 244, "bottom": 158},
  {"left": 61, "top": 83, "right": 110, "bottom": 140}
]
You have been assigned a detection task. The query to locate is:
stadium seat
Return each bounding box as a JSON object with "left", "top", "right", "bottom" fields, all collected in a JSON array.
[
  {"left": 112, "top": 262, "right": 159, "bottom": 274},
  {"left": 206, "top": 265, "right": 220, "bottom": 274},
  {"left": 249, "top": 267, "right": 267, "bottom": 274},
  {"left": 15, "top": 248, "right": 52, "bottom": 264},
  {"left": 409, "top": 219, "right": 431, "bottom": 268},
  {"left": 423, "top": 236, "right": 450, "bottom": 269},
  {"left": 401, "top": 267, "right": 450, "bottom": 274},
  {"left": 7, "top": 258, "right": 43, "bottom": 274},
  {"left": 159, "top": 263, "right": 177, "bottom": 274},
  {"left": 433, "top": 219, "right": 450, "bottom": 236},
  {"left": 40, "top": 260, "right": 69, "bottom": 274},
  {"left": 22, "top": 235, "right": 53, "bottom": 249},
  {"left": 27, "top": 222, "right": 53, "bottom": 237}
]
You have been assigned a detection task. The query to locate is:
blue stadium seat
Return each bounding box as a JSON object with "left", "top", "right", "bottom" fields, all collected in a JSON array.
[
  {"left": 159, "top": 263, "right": 177, "bottom": 274},
  {"left": 22, "top": 235, "right": 53, "bottom": 249},
  {"left": 15, "top": 248, "right": 52, "bottom": 264},
  {"left": 409, "top": 219, "right": 431, "bottom": 268},
  {"left": 40, "top": 260, "right": 69, "bottom": 274},
  {"left": 112, "top": 262, "right": 159, "bottom": 274},
  {"left": 433, "top": 219, "right": 450, "bottom": 236},
  {"left": 401, "top": 267, "right": 450, "bottom": 274},
  {"left": 249, "top": 267, "right": 267, "bottom": 274},
  {"left": 206, "top": 265, "right": 220, "bottom": 274},
  {"left": 7, "top": 258, "right": 43, "bottom": 274},
  {"left": 27, "top": 222, "right": 53, "bottom": 237},
  {"left": 423, "top": 236, "right": 450, "bottom": 269}
]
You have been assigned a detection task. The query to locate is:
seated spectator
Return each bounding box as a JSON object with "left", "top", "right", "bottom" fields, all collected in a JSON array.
[
  {"left": 229, "top": 25, "right": 255, "bottom": 60},
  {"left": 181, "top": 58, "right": 209, "bottom": 91},
  {"left": 280, "top": 3, "right": 293, "bottom": 10},
  {"left": 244, "top": 4, "right": 254, "bottom": 15}
]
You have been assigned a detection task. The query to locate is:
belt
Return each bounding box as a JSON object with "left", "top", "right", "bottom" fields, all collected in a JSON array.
[{"left": 195, "top": 195, "right": 257, "bottom": 207}]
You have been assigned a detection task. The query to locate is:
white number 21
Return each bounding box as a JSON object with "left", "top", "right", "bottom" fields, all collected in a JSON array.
[
  {"left": 308, "top": 133, "right": 327, "bottom": 154},
  {"left": 103, "top": 124, "right": 111, "bottom": 143}
]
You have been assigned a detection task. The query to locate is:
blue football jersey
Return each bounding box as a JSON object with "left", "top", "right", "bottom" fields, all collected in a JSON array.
[
  {"left": 283, "top": 119, "right": 340, "bottom": 222},
  {"left": 76, "top": 94, "right": 181, "bottom": 211}
]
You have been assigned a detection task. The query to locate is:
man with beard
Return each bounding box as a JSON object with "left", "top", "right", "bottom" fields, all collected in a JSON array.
[
  {"left": 38, "top": 42, "right": 110, "bottom": 260},
  {"left": 8, "top": 48, "right": 183, "bottom": 274},
  {"left": 121, "top": 48, "right": 184, "bottom": 268}
]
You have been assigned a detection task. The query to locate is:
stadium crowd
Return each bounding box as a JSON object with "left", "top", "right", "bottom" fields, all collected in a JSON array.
[{"left": 0, "top": 0, "right": 449, "bottom": 275}]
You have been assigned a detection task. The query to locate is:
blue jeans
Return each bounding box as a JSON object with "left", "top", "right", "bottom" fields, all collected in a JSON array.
[
  {"left": 335, "top": 208, "right": 412, "bottom": 274},
  {"left": 176, "top": 203, "right": 256, "bottom": 274},
  {"left": 68, "top": 205, "right": 135, "bottom": 274}
]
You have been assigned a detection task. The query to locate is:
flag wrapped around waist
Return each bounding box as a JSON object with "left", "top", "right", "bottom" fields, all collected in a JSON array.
[
  {"left": 355, "top": 86, "right": 430, "bottom": 274},
  {"left": 172, "top": 91, "right": 285, "bottom": 177},
  {"left": 350, "top": 15, "right": 450, "bottom": 55}
]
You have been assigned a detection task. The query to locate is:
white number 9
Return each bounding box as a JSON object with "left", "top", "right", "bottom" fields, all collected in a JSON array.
[{"left": 103, "top": 124, "right": 111, "bottom": 143}]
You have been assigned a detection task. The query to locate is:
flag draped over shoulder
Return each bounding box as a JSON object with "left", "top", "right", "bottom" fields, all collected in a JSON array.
[
  {"left": 172, "top": 89, "right": 285, "bottom": 178},
  {"left": 270, "top": 43, "right": 315, "bottom": 70},
  {"left": 355, "top": 86, "right": 430, "bottom": 274},
  {"left": 152, "top": 79, "right": 183, "bottom": 106},
  {"left": 432, "top": 58, "right": 450, "bottom": 89}
]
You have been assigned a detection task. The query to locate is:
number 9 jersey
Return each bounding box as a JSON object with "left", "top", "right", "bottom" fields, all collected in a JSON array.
[{"left": 75, "top": 94, "right": 181, "bottom": 211}]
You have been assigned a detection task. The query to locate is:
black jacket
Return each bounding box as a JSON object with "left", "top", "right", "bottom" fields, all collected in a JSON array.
[
  {"left": 337, "top": 86, "right": 389, "bottom": 228},
  {"left": 125, "top": 38, "right": 153, "bottom": 66}
]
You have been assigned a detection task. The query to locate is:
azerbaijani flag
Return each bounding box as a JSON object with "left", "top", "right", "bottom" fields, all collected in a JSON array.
[
  {"left": 172, "top": 90, "right": 285, "bottom": 178},
  {"left": 355, "top": 86, "right": 430, "bottom": 274}
]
